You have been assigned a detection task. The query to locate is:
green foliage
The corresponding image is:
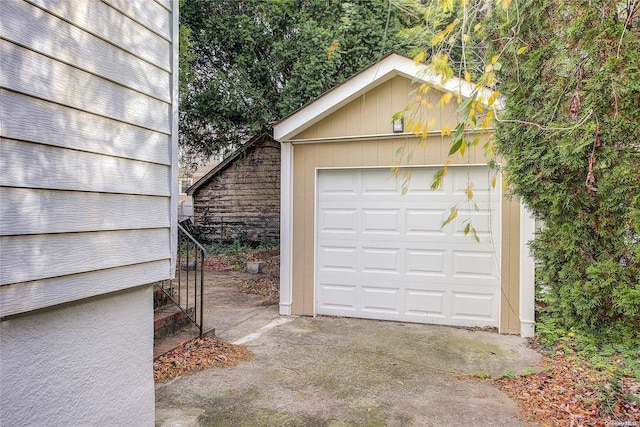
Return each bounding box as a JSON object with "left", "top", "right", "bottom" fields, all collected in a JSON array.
[
  {"left": 399, "top": 0, "right": 639, "bottom": 346},
  {"left": 179, "top": 0, "right": 418, "bottom": 167},
  {"left": 206, "top": 238, "right": 279, "bottom": 270},
  {"left": 498, "top": 369, "right": 516, "bottom": 379},
  {"left": 490, "top": 0, "right": 640, "bottom": 345},
  {"left": 471, "top": 371, "right": 492, "bottom": 379},
  {"left": 520, "top": 367, "right": 543, "bottom": 377}
]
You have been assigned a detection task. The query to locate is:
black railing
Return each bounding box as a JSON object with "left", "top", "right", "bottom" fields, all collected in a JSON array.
[{"left": 155, "top": 222, "right": 207, "bottom": 337}]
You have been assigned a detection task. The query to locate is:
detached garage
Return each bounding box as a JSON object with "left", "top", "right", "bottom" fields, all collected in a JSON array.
[{"left": 274, "top": 53, "right": 535, "bottom": 336}]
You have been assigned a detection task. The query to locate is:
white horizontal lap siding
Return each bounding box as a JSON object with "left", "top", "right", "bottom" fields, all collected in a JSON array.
[
  {"left": 0, "top": 0, "right": 177, "bottom": 316},
  {"left": 24, "top": 0, "right": 171, "bottom": 70},
  {"left": 0, "top": 188, "right": 170, "bottom": 236},
  {"left": 0, "top": 139, "right": 171, "bottom": 196},
  {"left": 0, "top": 90, "right": 171, "bottom": 165},
  {"left": 102, "top": 0, "right": 172, "bottom": 40},
  {"left": 0, "top": 41, "right": 170, "bottom": 133},
  {"left": 0, "top": 229, "right": 171, "bottom": 286},
  {"left": 2, "top": 0, "right": 170, "bottom": 102},
  {"left": 0, "top": 260, "right": 169, "bottom": 319}
]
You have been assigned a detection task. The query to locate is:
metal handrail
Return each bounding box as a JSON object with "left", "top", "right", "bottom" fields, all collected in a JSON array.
[{"left": 155, "top": 223, "right": 207, "bottom": 337}]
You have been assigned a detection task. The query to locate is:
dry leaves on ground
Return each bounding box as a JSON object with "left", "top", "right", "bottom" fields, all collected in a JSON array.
[
  {"left": 245, "top": 249, "right": 279, "bottom": 267},
  {"left": 202, "top": 254, "right": 233, "bottom": 272},
  {"left": 494, "top": 351, "right": 640, "bottom": 426},
  {"left": 154, "top": 337, "right": 253, "bottom": 383},
  {"left": 239, "top": 276, "right": 279, "bottom": 298}
]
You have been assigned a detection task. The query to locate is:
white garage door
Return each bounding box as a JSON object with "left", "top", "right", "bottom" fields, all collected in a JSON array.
[{"left": 316, "top": 166, "right": 501, "bottom": 328}]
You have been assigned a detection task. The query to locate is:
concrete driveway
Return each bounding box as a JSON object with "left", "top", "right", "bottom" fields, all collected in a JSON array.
[{"left": 155, "top": 278, "right": 542, "bottom": 427}]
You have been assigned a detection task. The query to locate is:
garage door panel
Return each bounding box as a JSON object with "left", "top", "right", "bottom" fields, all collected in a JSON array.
[
  {"left": 318, "top": 245, "right": 358, "bottom": 272},
  {"left": 361, "top": 170, "right": 400, "bottom": 194},
  {"left": 406, "top": 208, "right": 448, "bottom": 236},
  {"left": 361, "top": 208, "right": 402, "bottom": 234},
  {"left": 318, "top": 208, "right": 358, "bottom": 234},
  {"left": 451, "top": 291, "right": 497, "bottom": 322},
  {"left": 452, "top": 212, "right": 495, "bottom": 237},
  {"left": 452, "top": 167, "right": 494, "bottom": 193},
  {"left": 317, "top": 283, "right": 358, "bottom": 312},
  {"left": 452, "top": 250, "right": 498, "bottom": 279},
  {"left": 316, "top": 167, "right": 500, "bottom": 328},
  {"left": 361, "top": 286, "right": 401, "bottom": 314},
  {"left": 361, "top": 247, "right": 401, "bottom": 274},
  {"left": 404, "top": 289, "right": 448, "bottom": 318},
  {"left": 318, "top": 170, "right": 358, "bottom": 194},
  {"left": 405, "top": 249, "right": 448, "bottom": 276}
]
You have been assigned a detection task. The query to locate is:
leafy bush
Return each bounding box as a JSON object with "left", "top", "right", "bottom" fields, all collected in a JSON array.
[{"left": 490, "top": 0, "right": 640, "bottom": 345}]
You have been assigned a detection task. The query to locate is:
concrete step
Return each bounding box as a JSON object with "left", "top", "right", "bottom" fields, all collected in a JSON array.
[
  {"left": 153, "top": 305, "right": 194, "bottom": 342},
  {"left": 153, "top": 324, "right": 216, "bottom": 358},
  {"left": 153, "top": 325, "right": 199, "bottom": 358}
]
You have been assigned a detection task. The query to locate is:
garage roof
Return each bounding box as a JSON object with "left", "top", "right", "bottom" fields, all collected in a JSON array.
[
  {"left": 185, "top": 132, "right": 273, "bottom": 195},
  {"left": 273, "top": 52, "right": 500, "bottom": 142}
]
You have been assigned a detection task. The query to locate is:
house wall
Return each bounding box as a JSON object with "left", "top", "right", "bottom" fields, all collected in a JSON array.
[
  {"left": 0, "top": 0, "right": 178, "bottom": 315},
  {"left": 285, "top": 76, "right": 521, "bottom": 334},
  {"left": 178, "top": 161, "right": 220, "bottom": 222},
  {"left": 0, "top": 0, "right": 178, "bottom": 424},
  {"left": 192, "top": 137, "right": 281, "bottom": 243},
  {"left": 0, "top": 286, "right": 154, "bottom": 426}
]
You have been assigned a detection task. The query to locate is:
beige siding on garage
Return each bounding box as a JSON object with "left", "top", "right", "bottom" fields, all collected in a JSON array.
[
  {"left": 294, "top": 76, "right": 458, "bottom": 140},
  {"left": 500, "top": 183, "right": 522, "bottom": 335},
  {"left": 287, "top": 77, "right": 520, "bottom": 332}
]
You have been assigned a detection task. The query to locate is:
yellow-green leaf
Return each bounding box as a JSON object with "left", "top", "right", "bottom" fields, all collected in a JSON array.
[
  {"left": 491, "top": 175, "right": 497, "bottom": 188},
  {"left": 491, "top": 55, "right": 499, "bottom": 64},
  {"left": 516, "top": 46, "right": 527, "bottom": 55},
  {"left": 482, "top": 111, "right": 494, "bottom": 131},
  {"left": 464, "top": 183, "right": 474, "bottom": 199},
  {"left": 441, "top": 0, "right": 454, "bottom": 12},
  {"left": 414, "top": 51, "right": 426, "bottom": 64},
  {"left": 442, "top": 208, "right": 458, "bottom": 227},
  {"left": 327, "top": 40, "right": 340, "bottom": 60},
  {"left": 431, "top": 31, "right": 446, "bottom": 46},
  {"left": 464, "top": 71, "right": 471, "bottom": 82},
  {"left": 444, "top": 18, "right": 460, "bottom": 34},
  {"left": 438, "top": 92, "right": 454, "bottom": 108},
  {"left": 488, "top": 91, "right": 500, "bottom": 106},
  {"left": 486, "top": 71, "right": 496, "bottom": 85}
]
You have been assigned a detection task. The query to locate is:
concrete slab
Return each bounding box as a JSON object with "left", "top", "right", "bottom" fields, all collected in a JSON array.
[{"left": 156, "top": 314, "right": 542, "bottom": 426}]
